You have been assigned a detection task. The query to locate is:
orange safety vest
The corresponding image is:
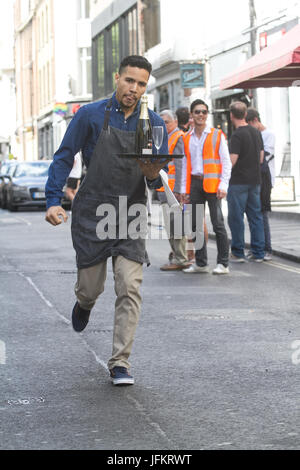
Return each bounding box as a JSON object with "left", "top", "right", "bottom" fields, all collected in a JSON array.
[
  {"left": 183, "top": 128, "right": 223, "bottom": 194},
  {"left": 157, "top": 129, "right": 184, "bottom": 192}
]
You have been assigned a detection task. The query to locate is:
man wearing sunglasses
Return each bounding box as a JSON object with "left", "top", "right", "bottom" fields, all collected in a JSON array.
[{"left": 182, "top": 99, "right": 232, "bottom": 275}]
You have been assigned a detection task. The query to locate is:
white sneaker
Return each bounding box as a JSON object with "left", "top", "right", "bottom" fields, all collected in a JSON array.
[
  {"left": 264, "top": 252, "right": 272, "bottom": 261},
  {"left": 183, "top": 264, "right": 210, "bottom": 274},
  {"left": 213, "top": 264, "right": 229, "bottom": 275}
]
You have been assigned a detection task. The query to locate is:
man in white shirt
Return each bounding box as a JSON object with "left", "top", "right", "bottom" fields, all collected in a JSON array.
[
  {"left": 182, "top": 99, "right": 232, "bottom": 275},
  {"left": 246, "top": 108, "right": 275, "bottom": 260},
  {"left": 65, "top": 152, "right": 83, "bottom": 202}
]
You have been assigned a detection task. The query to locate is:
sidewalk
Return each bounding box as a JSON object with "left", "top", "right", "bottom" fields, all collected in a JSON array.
[
  {"left": 150, "top": 199, "right": 300, "bottom": 263},
  {"left": 208, "top": 200, "right": 300, "bottom": 263}
]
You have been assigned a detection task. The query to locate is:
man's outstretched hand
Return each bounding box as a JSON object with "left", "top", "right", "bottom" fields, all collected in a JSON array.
[
  {"left": 45, "top": 206, "right": 68, "bottom": 226},
  {"left": 136, "top": 158, "right": 172, "bottom": 181}
]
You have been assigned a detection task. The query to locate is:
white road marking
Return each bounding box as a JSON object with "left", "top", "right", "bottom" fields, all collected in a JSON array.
[
  {"left": 266, "top": 260, "right": 300, "bottom": 275},
  {"left": 126, "top": 394, "right": 177, "bottom": 448},
  {"left": 0, "top": 218, "right": 18, "bottom": 224},
  {"left": 291, "top": 340, "right": 300, "bottom": 365},
  {"left": 14, "top": 216, "right": 32, "bottom": 226},
  {"left": 0, "top": 340, "right": 6, "bottom": 365},
  {"left": 18, "top": 273, "right": 70, "bottom": 325},
  {"left": 80, "top": 337, "right": 108, "bottom": 371},
  {"left": 15, "top": 272, "right": 178, "bottom": 447},
  {"left": 0, "top": 216, "right": 31, "bottom": 226}
]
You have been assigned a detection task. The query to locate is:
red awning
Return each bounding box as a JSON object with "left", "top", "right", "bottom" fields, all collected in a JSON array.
[{"left": 220, "top": 24, "right": 300, "bottom": 89}]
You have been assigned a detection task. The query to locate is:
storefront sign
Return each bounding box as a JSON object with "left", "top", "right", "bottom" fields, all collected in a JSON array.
[
  {"left": 53, "top": 102, "right": 68, "bottom": 117},
  {"left": 180, "top": 63, "right": 205, "bottom": 89},
  {"left": 271, "top": 176, "right": 295, "bottom": 202}
]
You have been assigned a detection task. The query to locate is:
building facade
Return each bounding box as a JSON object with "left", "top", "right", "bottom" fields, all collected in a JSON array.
[
  {"left": 211, "top": 13, "right": 300, "bottom": 200},
  {"left": 0, "top": 0, "right": 16, "bottom": 161},
  {"left": 10, "top": 0, "right": 300, "bottom": 200},
  {"left": 14, "top": 0, "right": 93, "bottom": 162},
  {"left": 91, "top": 0, "right": 213, "bottom": 115},
  {"left": 91, "top": 0, "right": 161, "bottom": 102}
]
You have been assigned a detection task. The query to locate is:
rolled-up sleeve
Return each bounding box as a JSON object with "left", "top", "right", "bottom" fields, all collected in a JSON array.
[{"left": 218, "top": 134, "right": 232, "bottom": 192}]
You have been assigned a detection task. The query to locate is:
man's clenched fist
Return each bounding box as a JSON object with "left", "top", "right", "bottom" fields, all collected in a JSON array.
[{"left": 45, "top": 206, "right": 68, "bottom": 226}]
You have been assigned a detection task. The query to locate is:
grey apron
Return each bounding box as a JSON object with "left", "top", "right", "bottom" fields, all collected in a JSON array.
[{"left": 71, "top": 100, "right": 149, "bottom": 269}]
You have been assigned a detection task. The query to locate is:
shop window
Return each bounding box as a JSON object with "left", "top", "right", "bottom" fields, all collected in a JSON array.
[{"left": 159, "top": 85, "right": 169, "bottom": 111}]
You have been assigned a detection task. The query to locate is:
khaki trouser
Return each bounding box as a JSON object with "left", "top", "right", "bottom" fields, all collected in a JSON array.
[
  {"left": 161, "top": 203, "right": 189, "bottom": 265},
  {"left": 75, "top": 256, "right": 143, "bottom": 370},
  {"left": 157, "top": 191, "right": 189, "bottom": 265}
]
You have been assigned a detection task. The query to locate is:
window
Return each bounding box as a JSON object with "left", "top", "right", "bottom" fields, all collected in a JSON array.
[
  {"left": 92, "top": 6, "right": 139, "bottom": 100},
  {"left": 79, "top": 0, "right": 90, "bottom": 19},
  {"left": 159, "top": 85, "right": 169, "bottom": 110},
  {"left": 96, "top": 34, "right": 105, "bottom": 98},
  {"left": 111, "top": 22, "right": 119, "bottom": 92},
  {"left": 45, "top": 5, "right": 49, "bottom": 44},
  {"left": 14, "top": 162, "right": 51, "bottom": 178},
  {"left": 47, "top": 62, "right": 50, "bottom": 103},
  {"left": 79, "top": 47, "right": 92, "bottom": 96},
  {"left": 141, "top": 0, "right": 160, "bottom": 52},
  {"left": 128, "top": 8, "right": 138, "bottom": 55},
  {"left": 41, "top": 11, "right": 44, "bottom": 47},
  {"left": 39, "top": 70, "right": 41, "bottom": 109}
]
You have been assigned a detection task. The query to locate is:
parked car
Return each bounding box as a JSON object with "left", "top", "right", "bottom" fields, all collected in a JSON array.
[
  {"left": 0, "top": 160, "right": 18, "bottom": 209},
  {"left": 3, "top": 160, "right": 72, "bottom": 212},
  {"left": 5, "top": 160, "right": 52, "bottom": 211}
]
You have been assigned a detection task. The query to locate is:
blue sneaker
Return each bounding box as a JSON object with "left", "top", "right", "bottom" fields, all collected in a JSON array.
[{"left": 110, "top": 367, "right": 134, "bottom": 386}]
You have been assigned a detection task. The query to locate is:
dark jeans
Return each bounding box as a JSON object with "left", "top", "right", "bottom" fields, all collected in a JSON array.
[
  {"left": 262, "top": 211, "right": 272, "bottom": 253},
  {"left": 227, "top": 184, "right": 265, "bottom": 259},
  {"left": 190, "top": 178, "right": 229, "bottom": 267}
]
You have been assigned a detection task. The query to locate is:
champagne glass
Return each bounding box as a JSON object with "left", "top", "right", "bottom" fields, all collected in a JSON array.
[{"left": 153, "top": 126, "right": 164, "bottom": 154}]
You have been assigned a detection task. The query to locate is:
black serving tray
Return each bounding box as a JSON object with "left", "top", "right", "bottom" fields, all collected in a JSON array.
[{"left": 117, "top": 153, "right": 184, "bottom": 159}]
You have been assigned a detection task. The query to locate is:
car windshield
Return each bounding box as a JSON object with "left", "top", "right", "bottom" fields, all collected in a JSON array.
[
  {"left": 14, "top": 162, "right": 51, "bottom": 178},
  {"left": 0, "top": 163, "right": 10, "bottom": 175},
  {"left": 0, "top": 162, "right": 16, "bottom": 176}
]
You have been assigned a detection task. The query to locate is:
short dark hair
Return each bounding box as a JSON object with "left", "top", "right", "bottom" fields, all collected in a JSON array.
[
  {"left": 190, "top": 99, "right": 209, "bottom": 113},
  {"left": 229, "top": 101, "right": 247, "bottom": 120},
  {"left": 119, "top": 55, "right": 152, "bottom": 75},
  {"left": 246, "top": 107, "right": 261, "bottom": 123},
  {"left": 176, "top": 107, "right": 190, "bottom": 126}
]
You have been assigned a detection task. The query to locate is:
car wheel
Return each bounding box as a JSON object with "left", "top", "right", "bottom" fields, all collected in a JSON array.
[
  {"left": 3, "top": 193, "right": 8, "bottom": 209},
  {"left": 7, "top": 200, "right": 18, "bottom": 212}
]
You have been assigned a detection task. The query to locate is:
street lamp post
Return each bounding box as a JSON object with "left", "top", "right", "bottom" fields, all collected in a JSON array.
[{"left": 249, "top": 0, "right": 258, "bottom": 108}]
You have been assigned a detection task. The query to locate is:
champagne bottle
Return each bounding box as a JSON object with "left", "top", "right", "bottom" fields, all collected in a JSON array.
[{"left": 135, "top": 95, "right": 152, "bottom": 155}]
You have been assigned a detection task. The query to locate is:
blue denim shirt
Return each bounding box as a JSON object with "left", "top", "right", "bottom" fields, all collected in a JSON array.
[{"left": 46, "top": 92, "right": 168, "bottom": 208}]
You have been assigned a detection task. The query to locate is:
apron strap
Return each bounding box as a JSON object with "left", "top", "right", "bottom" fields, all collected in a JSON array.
[{"left": 103, "top": 98, "right": 113, "bottom": 131}]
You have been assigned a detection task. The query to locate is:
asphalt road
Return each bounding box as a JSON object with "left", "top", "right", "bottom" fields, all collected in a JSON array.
[{"left": 0, "top": 207, "right": 299, "bottom": 451}]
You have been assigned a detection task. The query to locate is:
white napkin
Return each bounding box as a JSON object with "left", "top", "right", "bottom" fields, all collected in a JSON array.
[{"left": 159, "top": 170, "right": 182, "bottom": 210}]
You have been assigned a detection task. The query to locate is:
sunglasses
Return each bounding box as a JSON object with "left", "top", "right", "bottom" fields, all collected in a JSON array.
[{"left": 193, "top": 109, "right": 208, "bottom": 115}]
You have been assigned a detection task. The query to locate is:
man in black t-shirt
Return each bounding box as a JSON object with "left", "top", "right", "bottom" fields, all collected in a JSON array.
[{"left": 227, "top": 101, "right": 265, "bottom": 262}]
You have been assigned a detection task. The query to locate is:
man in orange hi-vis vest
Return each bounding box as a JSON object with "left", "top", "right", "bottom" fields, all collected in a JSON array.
[
  {"left": 156, "top": 110, "right": 191, "bottom": 271},
  {"left": 182, "top": 99, "right": 232, "bottom": 275}
]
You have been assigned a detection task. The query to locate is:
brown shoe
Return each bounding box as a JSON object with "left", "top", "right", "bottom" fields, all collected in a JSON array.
[{"left": 160, "top": 263, "right": 191, "bottom": 271}]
